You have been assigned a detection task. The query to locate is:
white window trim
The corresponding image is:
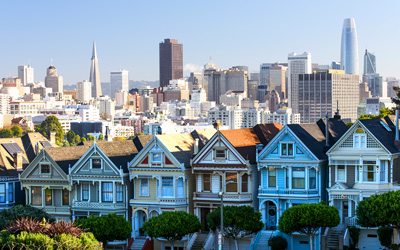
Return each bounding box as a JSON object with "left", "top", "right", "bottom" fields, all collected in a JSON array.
[
  {"left": 0, "top": 183, "right": 5, "bottom": 203},
  {"left": 39, "top": 162, "right": 51, "bottom": 175},
  {"left": 280, "top": 142, "right": 295, "bottom": 157},
  {"left": 360, "top": 164, "right": 378, "bottom": 183},
  {"left": 151, "top": 151, "right": 163, "bottom": 163},
  {"left": 308, "top": 167, "right": 317, "bottom": 190},
  {"left": 353, "top": 133, "right": 366, "bottom": 148},
  {"left": 161, "top": 176, "right": 174, "bottom": 198},
  {"left": 292, "top": 167, "right": 306, "bottom": 189},
  {"left": 139, "top": 178, "right": 150, "bottom": 197},
  {"left": 335, "top": 165, "right": 347, "bottom": 183},
  {"left": 214, "top": 148, "right": 227, "bottom": 160},
  {"left": 202, "top": 174, "right": 211, "bottom": 192},
  {"left": 379, "top": 161, "right": 387, "bottom": 183},
  {"left": 241, "top": 173, "right": 249, "bottom": 193},
  {"left": 81, "top": 183, "right": 90, "bottom": 201},
  {"left": 116, "top": 184, "right": 124, "bottom": 202},
  {"left": 176, "top": 178, "right": 184, "bottom": 198},
  {"left": 90, "top": 158, "right": 102, "bottom": 170}
]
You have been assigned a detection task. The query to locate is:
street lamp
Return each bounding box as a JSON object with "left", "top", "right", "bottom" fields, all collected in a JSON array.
[{"left": 219, "top": 180, "right": 234, "bottom": 250}]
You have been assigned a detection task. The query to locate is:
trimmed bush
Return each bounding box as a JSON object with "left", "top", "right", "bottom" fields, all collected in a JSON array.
[{"left": 268, "top": 235, "right": 288, "bottom": 250}]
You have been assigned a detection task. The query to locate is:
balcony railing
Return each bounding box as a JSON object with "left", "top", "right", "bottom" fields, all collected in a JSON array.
[
  {"left": 42, "top": 206, "right": 71, "bottom": 214},
  {"left": 258, "top": 188, "right": 319, "bottom": 197},
  {"left": 193, "top": 192, "right": 252, "bottom": 202},
  {"left": 158, "top": 198, "right": 187, "bottom": 203},
  {"left": 72, "top": 201, "right": 126, "bottom": 210},
  {"left": 345, "top": 217, "right": 357, "bottom": 226}
]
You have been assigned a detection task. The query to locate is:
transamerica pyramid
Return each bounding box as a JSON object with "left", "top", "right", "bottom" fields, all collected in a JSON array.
[{"left": 89, "top": 41, "right": 102, "bottom": 97}]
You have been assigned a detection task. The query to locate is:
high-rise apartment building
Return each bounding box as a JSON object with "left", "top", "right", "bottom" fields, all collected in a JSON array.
[
  {"left": 159, "top": 38, "right": 183, "bottom": 88},
  {"left": 18, "top": 65, "right": 34, "bottom": 85},
  {"left": 110, "top": 70, "right": 129, "bottom": 98},
  {"left": 45, "top": 65, "right": 63, "bottom": 93},
  {"left": 188, "top": 72, "right": 202, "bottom": 94},
  {"left": 363, "top": 49, "right": 376, "bottom": 75},
  {"left": 0, "top": 94, "right": 10, "bottom": 115},
  {"left": 77, "top": 80, "right": 92, "bottom": 103},
  {"left": 364, "top": 73, "right": 385, "bottom": 97},
  {"left": 203, "top": 58, "right": 218, "bottom": 100},
  {"left": 298, "top": 70, "right": 359, "bottom": 123},
  {"left": 89, "top": 41, "right": 102, "bottom": 98},
  {"left": 269, "top": 64, "right": 288, "bottom": 99},
  {"left": 287, "top": 52, "right": 312, "bottom": 112},
  {"left": 260, "top": 63, "right": 272, "bottom": 86},
  {"left": 341, "top": 18, "right": 359, "bottom": 75}
]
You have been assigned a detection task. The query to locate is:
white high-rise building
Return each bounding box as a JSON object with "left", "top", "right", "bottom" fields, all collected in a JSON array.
[
  {"left": 0, "top": 94, "right": 10, "bottom": 115},
  {"left": 18, "top": 65, "right": 34, "bottom": 85},
  {"left": 287, "top": 52, "right": 312, "bottom": 112},
  {"left": 190, "top": 88, "right": 207, "bottom": 116},
  {"left": 110, "top": 70, "right": 129, "bottom": 98},
  {"left": 45, "top": 65, "right": 63, "bottom": 93},
  {"left": 341, "top": 18, "right": 359, "bottom": 75},
  {"left": 77, "top": 80, "right": 92, "bottom": 103}
]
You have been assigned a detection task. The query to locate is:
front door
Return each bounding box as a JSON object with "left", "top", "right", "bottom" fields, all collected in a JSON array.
[
  {"left": 201, "top": 208, "right": 210, "bottom": 231},
  {"left": 342, "top": 201, "right": 348, "bottom": 223},
  {"left": 266, "top": 201, "right": 277, "bottom": 230}
]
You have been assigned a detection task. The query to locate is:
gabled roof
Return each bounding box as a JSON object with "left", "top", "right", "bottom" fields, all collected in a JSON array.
[
  {"left": 288, "top": 118, "right": 348, "bottom": 160},
  {"left": 253, "top": 123, "right": 283, "bottom": 146}
]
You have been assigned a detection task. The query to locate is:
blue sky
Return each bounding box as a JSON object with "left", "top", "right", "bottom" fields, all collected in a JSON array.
[{"left": 1, "top": 1, "right": 399, "bottom": 85}]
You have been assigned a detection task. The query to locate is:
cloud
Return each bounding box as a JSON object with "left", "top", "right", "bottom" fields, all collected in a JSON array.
[{"left": 184, "top": 63, "right": 203, "bottom": 73}]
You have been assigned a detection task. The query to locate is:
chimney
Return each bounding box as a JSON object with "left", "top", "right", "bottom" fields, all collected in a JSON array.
[
  {"left": 14, "top": 152, "right": 23, "bottom": 171},
  {"left": 194, "top": 138, "right": 199, "bottom": 155},
  {"left": 325, "top": 113, "right": 329, "bottom": 147},
  {"left": 396, "top": 106, "right": 399, "bottom": 142},
  {"left": 334, "top": 101, "right": 341, "bottom": 120},
  {"left": 49, "top": 131, "right": 56, "bottom": 144}
]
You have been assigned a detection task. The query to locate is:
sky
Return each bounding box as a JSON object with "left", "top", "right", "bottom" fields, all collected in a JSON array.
[{"left": 1, "top": 1, "right": 399, "bottom": 85}]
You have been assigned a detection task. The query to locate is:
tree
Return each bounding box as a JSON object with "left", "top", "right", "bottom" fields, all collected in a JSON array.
[
  {"left": 279, "top": 202, "right": 340, "bottom": 250},
  {"left": 356, "top": 191, "right": 400, "bottom": 244},
  {"left": 75, "top": 134, "right": 81, "bottom": 145},
  {"left": 0, "top": 204, "right": 55, "bottom": 229},
  {"left": 207, "top": 205, "right": 264, "bottom": 250},
  {"left": 75, "top": 213, "right": 131, "bottom": 246},
  {"left": 98, "top": 134, "right": 104, "bottom": 140},
  {"left": 0, "top": 128, "right": 13, "bottom": 138},
  {"left": 142, "top": 211, "right": 201, "bottom": 250},
  {"left": 40, "top": 116, "right": 64, "bottom": 141},
  {"left": 11, "top": 126, "right": 23, "bottom": 137},
  {"left": 66, "top": 130, "right": 76, "bottom": 144}
]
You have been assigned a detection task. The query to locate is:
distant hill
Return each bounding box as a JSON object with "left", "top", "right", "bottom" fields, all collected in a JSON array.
[{"left": 63, "top": 80, "right": 159, "bottom": 96}]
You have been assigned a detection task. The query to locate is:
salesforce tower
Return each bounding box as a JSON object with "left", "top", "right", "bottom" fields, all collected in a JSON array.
[{"left": 340, "top": 18, "right": 359, "bottom": 75}]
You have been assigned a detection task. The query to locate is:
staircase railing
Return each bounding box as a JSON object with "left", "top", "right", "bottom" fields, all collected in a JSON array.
[
  {"left": 203, "top": 231, "right": 215, "bottom": 250},
  {"left": 187, "top": 232, "right": 198, "bottom": 250},
  {"left": 126, "top": 238, "right": 134, "bottom": 250},
  {"left": 249, "top": 230, "right": 262, "bottom": 250}
]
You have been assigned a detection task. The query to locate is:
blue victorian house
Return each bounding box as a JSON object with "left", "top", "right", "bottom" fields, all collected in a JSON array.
[{"left": 253, "top": 116, "right": 347, "bottom": 250}]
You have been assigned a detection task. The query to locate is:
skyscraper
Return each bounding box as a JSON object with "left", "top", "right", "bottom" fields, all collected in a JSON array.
[
  {"left": 159, "top": 38, "right": 183, "bottom": 88},
  {"left": 287, "top": 52, "right": 312, "bottom": 112},
  {"left": 363, "top": 49, "right": 376, "bottom": 75},
  {"left": 45, "top": 65, "right": 63, "bottom": 93},
  {"left": 18, "top": 65, "right": 34, "bottom": 85},
  {"left": 110, "top": 70, "right": 129, "bottom": 98},
  {"left": 77, "top": 80, "right": 92, "bottom": 103},
  {"left": 341, "top": 18, "right": 359, "bottom": 75},
  {"left": 89, "top": 41, "right": 102, "bottom": 98}
]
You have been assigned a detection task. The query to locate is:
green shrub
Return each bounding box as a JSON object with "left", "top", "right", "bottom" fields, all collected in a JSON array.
[
  {"left": 378, "top": 227, "right": 393, "bottom": 249},
  {"left": 348, "top": 226, "right": 360, "bottom": 248},
  {"left": 5, "top": 231, "right": 54, "bottom": 249},
  {"left": 268, "top": 235, "right": 288, "bottom": 250},
  {"left": 0, "top": 205, "right": 54, "bottom": 229},
  {"left": 75, "top": 213, "right": 131, "bottom": 245}
]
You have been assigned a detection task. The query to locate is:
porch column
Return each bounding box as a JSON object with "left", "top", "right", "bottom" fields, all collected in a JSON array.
[
  {"left": 288, "top": 166, "right": 292, "bottom": 189},
  {"left": 42, "top": 187, "right": 45, "bottom": 207},
  {"left": 348, "top": 198, "right": 352, "bottom": 218},
  {"left": 5, "top": 183, "right": 9, "bottom": 205},
  {"left": 99, "top": 181, "right": 102, "bottom": 203},
  {"left": 113, "top": 181, "right": 116, "bottom": 204},
  {"left": 88, "top": 182, "right": 91, "bottom": 202}
]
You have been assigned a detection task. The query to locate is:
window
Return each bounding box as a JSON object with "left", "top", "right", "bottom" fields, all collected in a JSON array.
[
  {"left": 0, "top": 184, "right": 5, "bottom": 203},
  {"left": 152, "top": 153, "right": 162, "bottom": 162},
  {"left": 354, "top": 134, "right": 366, "bottom": 148},
  {"left": 82, "top": 183, "right": 89, "bottom": 201},
  {"left": 363, "top": 165, "right": 375, "bottom": 182},
  {"left": 140, "top": 179, "right": 149, "bottom": 196},
  {"left": 116, "top": 185, "right": 123, "bottom": 202},
  {"left": 309, "top": 168, "right": 316, "bottom": 189},
  {"left": 31, "top": 187, "right": 42, "bottom": 205},
  {"left": 226, "top": 173, "right": 238, "bottom": 192},
  {"left": 241, "top": 174, "right": 248, "bottom": 193},
  {"left": 203, "top": 174, "right": 211, "bottom": 192},
  {"left": 63, "top": 189, "right": 69, "bottom": 205},
  {"left": 45, "top": 189, "right": 52, "bottom": 206},
  {"left": 41, "top": 164, "right": 50, "bottom": 174},
  {"left": 337, "top": 165, "right": 345, "bottom": 182},
  {"left": 102, "top": 182, "right": 113, "bottom": 202},
  {"left": 268, "top": 168, "right": 276, "bottom": 187},
  {"left": 380, "top": 161, "right": 386, "bottom": 182},
  {"left": 292, "top": 167, "right": 305, "bottom": 189},
  {"left": 92, "top": 159, "right": 101, "bottom": 169},
  {"left": 281, "top": 143, "right": 294, "bottom": 156},
  {"left": 177, "top": 178, "right": 184, "bottom": 197},
  {"left": 162, "top": 177, "right": 174, "bottom": 197},
  {"left": 216, "top": 149, "right": 226, "bottom": 158},
  {"left": 8, "top": 183, "right": 13, "bottom": 202}
]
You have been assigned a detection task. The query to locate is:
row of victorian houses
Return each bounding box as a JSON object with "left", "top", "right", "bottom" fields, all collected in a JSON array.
[{"left": 1, "top": 111, "right": 400, "bottom": 250}]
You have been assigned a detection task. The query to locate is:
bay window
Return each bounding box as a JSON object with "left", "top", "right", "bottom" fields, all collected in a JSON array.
[
  {"left": 102, "top": 182, "right": 113, "bottom": 202},
  {"left": 140, "top": 179, "right": 149, "bottom": 196},
  {"left": 203, "top": 174, "right": 211, "bottom": 192},
  {"left": 337, "top": 165, "right": 345, "bottom": 182},
  {"left": 82, "top": 183, "right": 89, "bottom": 201},
  {"left": 363, "top": 165, "right": 375, "bottom": 182},
  {"left": 45, "top": 189, "right": 52, "bottom": 206},
  {"left": 63, "top": 189, "right": 69, "bottom": 205},
  {"left": 116, "top": 185, "right": 123, "bottom": 202},
  {"left": 177, "top": 178, "right": 184, "bottom": 197},
  {"left": 268, "top": 168, "right": 276, "bottom": 187},
  {"left": 309, "top": 168, "right": 316, "bottom": 189},
  {"left": 380, "top": 161, "right": 386, "bottom": 182},
  {"left": 162, "top": 177, "right": 174, "bottom": 197},
  {"left": 241, "top": 174, "right": 248, "bottom": 193},
  {"left": 292, "top": 167, "right": 305, "bottom": 189},
  {"left": 8, "top": 183, "right": 13, "bottom": 202},
  {"left": 226, "top": 173, "right": 238, "bottom": 192},
  {"left": 31, "top": 187, "right": 42, "bottom": 206},
  {"left": 0, "top": 184, "right": 5, "bottom": 203}
]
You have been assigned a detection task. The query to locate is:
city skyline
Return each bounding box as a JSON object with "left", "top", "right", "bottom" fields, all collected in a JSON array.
[{"left": 1, "top": 1, "right": 399, "bottom": 85}]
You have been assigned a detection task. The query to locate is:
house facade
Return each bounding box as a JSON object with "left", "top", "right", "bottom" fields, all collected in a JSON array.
[
  {"left": 256, "top": 117, "right": 347, "bottom": 250},
  {"left": 326, "top": 117, "right": 400, "bottom": 249}
]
